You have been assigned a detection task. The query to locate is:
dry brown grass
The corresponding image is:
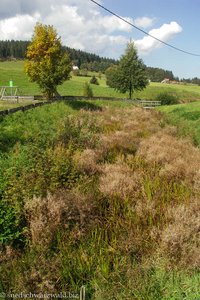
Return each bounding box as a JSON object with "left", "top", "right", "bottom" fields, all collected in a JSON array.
[
  {"left": 99, "top": 161, "right": 139, "bottom": 198},
  {"left": 0, "top": 246, "right": 19, "bottom": 264},
  {"left": 73, "top": 148, "right": 101, "bottom": 174},
  {"left": 99, "top": 130, "right": 137, "bottom": 156},
  {"left": 3, "top": 252, "right": 62, "bottom": 293},
  {"left": 24, "top": 189, "right": 96, "bottom": 246},
  {"left": 25, "top": 107, "right": 200, "bottom": 272},
  {"left": 193, "top": 169, "right": 200, "bottom": 192},
  {"left": 97, "top": 108, "right": 162, "bottom": 157},
  {"left": 160, "top": 199, "right": 200, "bottom": 268},
  {"left": 137, "top": 131, "right": 200, "bottom": 183},
  {"left": 25, "top": 193, "right": 66, "bottom": 245}
]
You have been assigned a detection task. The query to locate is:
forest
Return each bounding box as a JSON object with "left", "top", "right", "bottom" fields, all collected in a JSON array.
[
  {"left": 1, "top": 40, "right": 200, "bottom": 83},
  {"left": 0, "top": 40, "right": 116, "bottom": 73}
]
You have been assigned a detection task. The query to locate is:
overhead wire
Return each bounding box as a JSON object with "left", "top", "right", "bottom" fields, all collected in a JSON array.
[{"left": 89, "top": 0, "right": 200, "bottom": 57}]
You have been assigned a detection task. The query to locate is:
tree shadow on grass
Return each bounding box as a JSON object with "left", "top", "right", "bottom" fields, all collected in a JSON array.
[
  {"left": 63, "top": 100, "right": 103, "bottom": 111},
  {"left": 0, "top": 131, "right": 25, "bottom": 153},
  {"left": 0, "top": 116, "right": 26, "bottom": 153}
]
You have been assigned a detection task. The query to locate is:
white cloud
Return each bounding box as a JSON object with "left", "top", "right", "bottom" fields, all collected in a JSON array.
[
  {"left": 135, "top": 21, "right": 183, "bottom": 54},
  {"left": 0, "top": 13, "right": 40, "bottom": 40},
  {"left": 134, "top": 17, "right": 155, "bottom": 29},
  {"left": 41, "top": 2, "right": 130, "bottom": 57},
  {"left": 100, "top": 15, "right": 133, "bottom": 33},
  {"left": 0, "top": 0, "right": 182, "bottom": 59}
]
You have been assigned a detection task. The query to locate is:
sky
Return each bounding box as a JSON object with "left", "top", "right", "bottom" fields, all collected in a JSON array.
[{"left": 0, "top": 0, "right": 200, "bottom": 78}]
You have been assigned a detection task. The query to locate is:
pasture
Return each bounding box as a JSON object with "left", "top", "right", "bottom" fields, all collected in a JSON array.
[{"left": 1, "top": 61, "right": 200, "bottom": 102}]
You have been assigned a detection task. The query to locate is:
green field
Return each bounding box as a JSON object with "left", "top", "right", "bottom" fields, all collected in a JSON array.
[
  {"left": 1, "top": 60, "right": 200, "bottom": 101},
  {"left": 0, "top": 100, "right": 199, "bottom": 298},
  {"left": 159, "top": 101, "right": 200, "bottom": 146}
]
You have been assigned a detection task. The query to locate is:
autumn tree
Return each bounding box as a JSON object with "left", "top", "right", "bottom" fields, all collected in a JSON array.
[
  {"left": 106, "top": 42, "right": 148, "bottom": 99},
  {"left": 25, "top": 23, "right": 72, "bottom": 100}
]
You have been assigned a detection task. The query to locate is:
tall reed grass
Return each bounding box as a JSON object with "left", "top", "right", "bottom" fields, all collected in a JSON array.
[{"left": 0, "top": 101, "right": 199, "bottom": 298}]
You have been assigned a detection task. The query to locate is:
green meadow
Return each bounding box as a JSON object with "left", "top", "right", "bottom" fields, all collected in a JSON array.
[
  {"left": 1, "top": 60, "right": 200, "bottom": 102},
  {"left": 159, "top": 101, "right": 200, "bottom": 146}
]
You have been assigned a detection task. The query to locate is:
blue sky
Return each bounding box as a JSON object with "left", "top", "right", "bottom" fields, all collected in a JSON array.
[
  {"left": 0, "top": 0, "right": 200, "bottom": 78},
  {"left": 101, "top": 0, "right": 200, "bottom": 78}
]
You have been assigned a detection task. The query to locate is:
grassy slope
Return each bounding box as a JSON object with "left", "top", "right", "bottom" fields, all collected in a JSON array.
[
  {"left": 0, "top": 100, "right": 199, "bottom": 298},
  {"left": 1, "top": 61, "right": 200, "bottom": 101},
  {"left": 140, "top": 82, "right": 200, "bottom": 102},
  {"left": 0, "top": 100, "right": 41, "bottom": 111},
  {"left": 159, "top": 101, "right": 200, "bottom": 146},
  {"left": 0, "top": 61, "right": 40, "bottom": 95}
]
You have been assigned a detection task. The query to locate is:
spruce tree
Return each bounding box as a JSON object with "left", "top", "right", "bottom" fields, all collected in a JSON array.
[{"left": 115, "top": 42, "right": 148, "bottom": 99}]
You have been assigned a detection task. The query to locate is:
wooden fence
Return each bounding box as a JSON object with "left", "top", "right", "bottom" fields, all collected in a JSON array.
[
  {"left": 0, "top": 97, "right": 161, "bottom": 117},
  {"left": 0, "top": 101, "right": 52, "bottom": 117},
  {"left": 133, "top": 99, "right": 161, "bottom": 108}
]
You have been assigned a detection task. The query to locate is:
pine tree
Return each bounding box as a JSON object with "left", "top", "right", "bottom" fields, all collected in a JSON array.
[
  {"left": 114, "top": 42, "right": 148, "bottom": 99},
  {"left": 90, "top": 75, "right": 99, "bottom": 85}
]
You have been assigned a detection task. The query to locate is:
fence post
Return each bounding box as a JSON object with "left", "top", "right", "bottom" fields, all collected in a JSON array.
[{"left": 80, "top": 286, "right": 86, "bottom": 300}]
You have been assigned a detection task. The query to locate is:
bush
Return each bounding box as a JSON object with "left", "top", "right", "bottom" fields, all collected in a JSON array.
[
  {"left": 0, "top": 201, "right": 25, "bottom": 246},
  {"left": 72, "top": 69, "right": 80, "bottom": 76},
  {"left": 156, "top": 92, "right": 179, "bottom": 105},
  {"left": 90, "top": 75, "right": 99, "bottom": 85},
  {"left": 83, "top": 82, "right": 93, "bottom": 97}
]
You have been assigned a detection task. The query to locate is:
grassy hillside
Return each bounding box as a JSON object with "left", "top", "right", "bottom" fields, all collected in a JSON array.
[
  {"left": 159, "top": 101, "right": 200, "bottom": 146},
  {"left": 0, "top": 61, "right": 39, "bottom": 96},
  {"left": 1, "top": 61, "right": 200, "bottom": 101},
  {"left": 0, "top": 100, "right": 199, "bottom": 298},
  {"left": 0, "top": 99, "right": 41, "bottom": 111}
]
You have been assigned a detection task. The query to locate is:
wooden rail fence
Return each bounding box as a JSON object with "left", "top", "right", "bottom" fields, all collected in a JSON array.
[
  {"left": 133, "top": 99, "right": 161, "bottom": 108},
  {"left": 0, "top": 97, "right": 161, "bottom": 117},
  {"left": 0, "top": 101, "right": 52, "bottom": 117}
]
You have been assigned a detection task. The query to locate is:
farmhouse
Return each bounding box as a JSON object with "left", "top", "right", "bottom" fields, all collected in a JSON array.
[
  {"left": 161, "top": 78, "right": 179, "bottom": 84},
  {"left": 72, "top": 65, "right": 79, "bottom": 71},
  {"left": 161, "top": 78, "right": 170, "bottom": 84}
]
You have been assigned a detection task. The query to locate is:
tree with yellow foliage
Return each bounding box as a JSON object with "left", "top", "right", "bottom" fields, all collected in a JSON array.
[{"left": 25, "top": 23, "right": 72, "bottom": 100}]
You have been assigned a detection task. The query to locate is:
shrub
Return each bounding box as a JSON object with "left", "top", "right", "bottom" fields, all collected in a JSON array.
[
  {"left": 90, "top": 75, "right": 99, "bottom": 85},
  {"left": 0, "top": 201, "right": 25, "bottom": 246},
  {"left": 83, "top": 82, "right": 93, "bottom": 98},
  {"left": 156, "top": 92, "right": 179, "bottom": 105},
  {"left": 72, "top": 69, "right": 80, "bottom": 76}
]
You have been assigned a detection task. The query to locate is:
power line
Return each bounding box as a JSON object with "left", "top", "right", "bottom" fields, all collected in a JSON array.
[{"left": 89, "top": 0, "right": 200, "bottom": 57}]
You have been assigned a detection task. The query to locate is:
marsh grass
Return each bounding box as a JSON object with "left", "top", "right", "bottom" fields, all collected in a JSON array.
[{"left": 0, "top": 100, "right": 199, "bottom": 297}]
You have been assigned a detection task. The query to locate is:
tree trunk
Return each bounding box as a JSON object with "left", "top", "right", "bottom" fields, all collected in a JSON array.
[
  {"left": 45, "top": 90, "right": 53, "bottom": 101},
  {"left": 54, "top": 89, "right": 61, "bottom": 99},
  {"left": 129, "top": 82, "right": 132, "bottom": 99}
]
